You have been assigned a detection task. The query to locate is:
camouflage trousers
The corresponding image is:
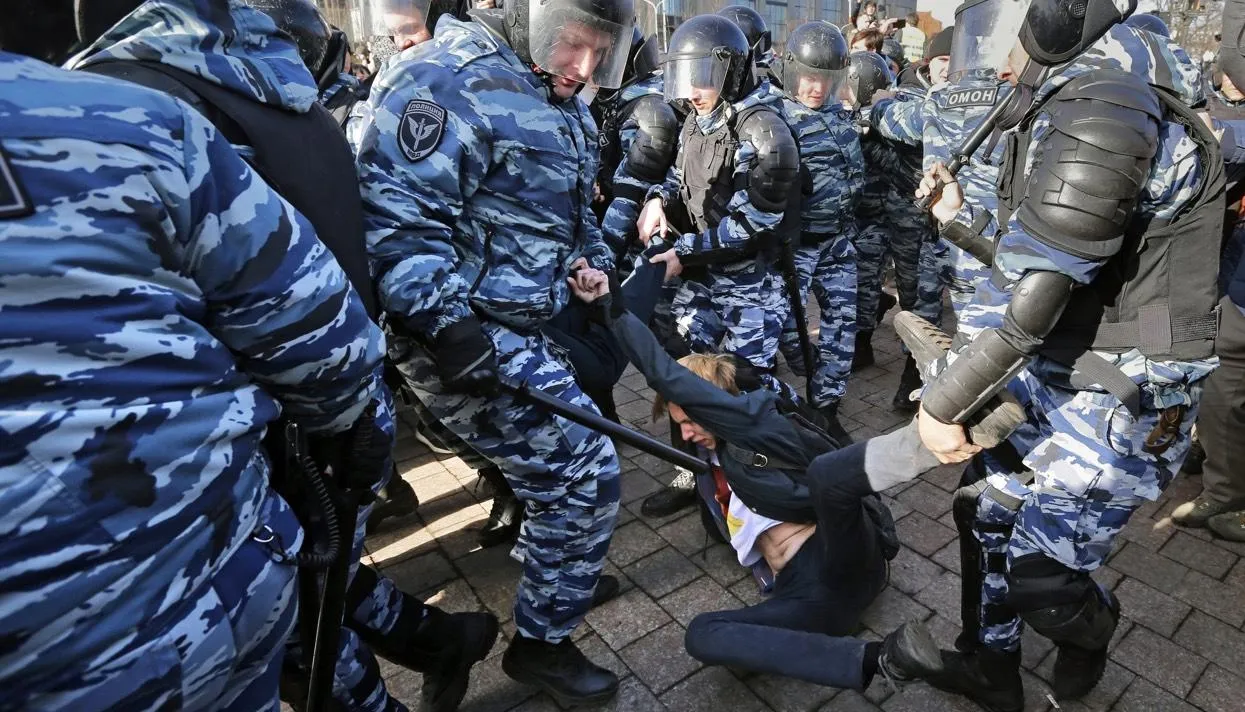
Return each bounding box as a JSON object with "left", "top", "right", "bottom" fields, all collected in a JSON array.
[
  {"left": 968, "top": 370, "right": 1203, "bottom": 652},
  {"left": 853, "top": 214, "right": 893, "bottom": 334},
  {"left": 947, "top": 242, "right": 991, "bottom": 317},
  {"left": 673, "top": 267, "right": 789, "bottom": 370},
  {"left": 389, "top": 322, "right": 620, "bottom": 643},
  {"left": 889, "top": 195, "right": 936, "bottom": 316},
  {"left": 777, "top": 234, "right": 858, "bottom": 406},
  {"left": 25, "top": 489, "right": 302, "bottom": 712}
]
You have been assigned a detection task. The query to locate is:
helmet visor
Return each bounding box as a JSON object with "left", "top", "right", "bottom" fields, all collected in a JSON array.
[
  {"left": 949, "top": 0, "right": 1032, "bottom": 83},
  {"left": 528, "top": 4, "right": 634, "bottom": 89},
  {"left": 365, "top": 0, "right": 432, "bottom": 38},
  {"left": 786, "top": 61, "right": 847, "bottom": 108},
  {"left": 663, "top": 52, "right": 732, "bottom": 102}
]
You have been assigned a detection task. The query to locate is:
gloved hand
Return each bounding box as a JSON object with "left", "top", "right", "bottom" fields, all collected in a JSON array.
[{"left": 433, "top": 317, "right": 499, "bottom": 396}]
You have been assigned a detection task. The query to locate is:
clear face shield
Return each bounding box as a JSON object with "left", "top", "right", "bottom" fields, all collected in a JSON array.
[
  {"left": 363, "top": 0, "right": 433, "bottom": 46},
  {"left": 663, "top": 50, "right": 732, "bottom": 105},
  {"left": 528, "top": 2, "right": 634, "bottom": 89},
  {"left": 787, "top": 62, "right": 847, "bottom": 109},
  {"left": 948, "top": 0, "right": 1033, "bottom": 83}
]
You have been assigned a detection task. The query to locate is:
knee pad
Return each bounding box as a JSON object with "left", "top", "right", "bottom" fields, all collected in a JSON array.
[{"left": 1007, "top": 554, "right": 1118, "bottom": 650}]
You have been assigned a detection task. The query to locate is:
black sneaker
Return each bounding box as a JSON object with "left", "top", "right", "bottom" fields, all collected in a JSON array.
[
  {"left": 591, "top": 575, "right": 621, "bottom": 608},
  {"left": 876, "top": 622, "right": 943, "bottom": 688},
  {"left": 502, "top": 636, "right": 619, "bottom": 707},
  {"left": 640, "top": 470, "right": 697, "bottom": 518}
]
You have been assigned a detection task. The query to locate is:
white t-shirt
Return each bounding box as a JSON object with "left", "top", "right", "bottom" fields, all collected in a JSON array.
[{"left": 725, "top": 488, "right": 784, "bottom": 568}]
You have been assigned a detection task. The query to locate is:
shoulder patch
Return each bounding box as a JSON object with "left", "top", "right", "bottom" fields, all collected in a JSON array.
[
  {"left": 398, "top": 100, "right": 447, "bottom": 162},
  {"left": 940, "top": 85, "right": 1000, "bottom": 110},
  {"left": 0, "top": 144, "right": 33, "bottom": 220}
]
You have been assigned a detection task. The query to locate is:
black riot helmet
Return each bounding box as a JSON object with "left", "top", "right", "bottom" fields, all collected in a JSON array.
[
  {"left": 717, "top": 5, "right": 772, "bottom": 64},
  {"left": 881, "top": 37, "right": 906, "bottom": 71},
  {"left": 778, "top": 21, "right": 849, "bottom": 108},
  {"left": 503, "top": 0, "right": 636, "bottom": 89},
  {"left": 664, "top": 14, "right": 755, "bottom": 105},
  {"left": 1018, "top": 0, "right": 1138, "bottom": 66},
  {"left": 843, "top": 49, "right": 893, "bottom": 108},
  {"left": 245, "top": 0, "right": 332, "bottom": 75},
  {"left": 1123, "top": 12, "right": 1170, "bottom": 38},
  {"left": 2, "top": 0, "right": 78, "bottom": 62}
]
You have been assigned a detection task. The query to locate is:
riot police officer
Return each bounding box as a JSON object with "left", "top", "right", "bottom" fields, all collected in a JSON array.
[
  {"left": 914, "top": 0, "right": 1222, "bottom": 708},
  {"left": 354, "top": 0, "right": 632, "bottom": 702},
  {"left": 637, "top": 13, "right": 799, "bottom": 377},
  {"left": 770, "top": 21, "right": 865, "bottom": 428}
]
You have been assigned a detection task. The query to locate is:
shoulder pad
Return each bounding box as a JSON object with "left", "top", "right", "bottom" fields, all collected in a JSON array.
[
  {"left": 630, "top": 95, "right": 679, "bottom": 139},
  {"left": 1055, "top": 69, "right": 1161, "bottom": 119},
  {"left": 1050, "top": 70, "right": 1161, "bottom": 158},
  {"left": 736, "top": 107, "right": 796, "bottom": 153}
]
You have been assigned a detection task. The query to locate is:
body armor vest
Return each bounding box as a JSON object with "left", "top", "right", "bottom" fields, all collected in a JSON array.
[
  {"left": 998, "top": 78, "right": 1223, "bottom": 392},
  {"left": 83, "top": 61, "right": 379, "bottom": 321}
]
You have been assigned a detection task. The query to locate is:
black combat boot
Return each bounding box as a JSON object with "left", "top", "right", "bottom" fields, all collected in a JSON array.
[
  {"left": 367, "top": 471, "right": 421, "bottom": 534},
  {"left": 876, "top": 291, "right": 897, "bottom": 325},
  {"left": 477, "top": 466, "right": 522, "bottom": 548},
  {"left": 1181, "top": 436, "right": 1206, "bottom": 474},
  {"left": 875, "top": 622, "right": 944, "bottom": 686},
  {"left": 502, "top": 635, "right": 619, "bottom": 706},
  {"left": 852, "top": 330, "right": 875, "bottom": 371},
  {"left": 359, "top": 605, "right": 499, "bottom": 712},
  {"left": 928, "top": 647, "right": 1024, "bottom": 712},
  {"left": 1049, "top": 589, "right": 1121, "bottom": 700},
  {"left": 891, "top": 355, "right": 922, "bottom": 413},
  {"left": 591, "top": 574, "right": 621, "bottom": 608},
  {"left": 818, "top": 401, "right": 853, "bottom": 445}
]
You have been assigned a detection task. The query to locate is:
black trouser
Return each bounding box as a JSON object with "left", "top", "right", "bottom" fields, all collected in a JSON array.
[{"left": 683, "top": 455, "right": 887, "bottom": 689}]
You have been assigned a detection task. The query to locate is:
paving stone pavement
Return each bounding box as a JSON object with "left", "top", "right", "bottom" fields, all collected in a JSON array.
[{"left": 357, "top": 301, "right": 1244, "bottom": 712}]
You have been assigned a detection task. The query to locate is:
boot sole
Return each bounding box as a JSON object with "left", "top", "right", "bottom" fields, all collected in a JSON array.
[
  {"left": 500, "top": 662, "right": 619, "bottom": 708},
  {"left": 420, "top": 615, "right": 500, "bottom": 712}
]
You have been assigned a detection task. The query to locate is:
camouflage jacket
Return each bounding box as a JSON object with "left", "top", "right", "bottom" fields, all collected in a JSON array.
[
  {"left": 355, "top": 17, "right": 611, "bottom": 339},
  {"left": 600, "top": 73, "right": 667, "bottom": 252},
  {"left": 66, "top": 0, "right": 319, "bottom": 113},
  {"left": 0, "top": 52, "right": 381, "bottom": 695},
  {"left": 871, "top": 76, "right": 1011, "bottom": 232},
  {"left": 770, "top": 86, "right": 865, "bottom": 236},
  {"left": 955, "top": 25, "right": 1217, "bottom": 404}
]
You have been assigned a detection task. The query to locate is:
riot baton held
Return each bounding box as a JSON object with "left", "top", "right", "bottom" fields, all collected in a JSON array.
[
  {"left": 499, "top": 378, "right": 708, "bottom": 474},
  {"left": 914, "top": 90, "right": 1017, "bottom": 213}
]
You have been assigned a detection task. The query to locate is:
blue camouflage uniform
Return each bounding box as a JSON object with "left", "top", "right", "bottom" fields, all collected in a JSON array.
[
  {"left": 355, "top": 16, "right": 620, "bottom": 644},
  {"left": 770, "top": 85, "right": 866, "bottom": 407},
  {"left": 945, "top": 26, "right": 1216, "bottom": 653},
  {"left": 854, "top": 123, "right": 897, "bottom": 334},
  {"left": 65, "top": 4, "right": 409, "bottom": 709},
  {"left": 0, "top": 49, "right": 384, "bottom": 712},
  {"left": 872, "top": 76, "right": 1012, "bottom": 317},
  {"left": 600, "top": 73, "right": 667, "bottom": 256},
  {"left": 650, "top": 82, "right": 792, "bottom": 371}
]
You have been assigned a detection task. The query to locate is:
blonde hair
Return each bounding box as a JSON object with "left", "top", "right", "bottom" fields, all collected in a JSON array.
[{"left": 652, "top": 353, "right": 740, "bottom": 422}]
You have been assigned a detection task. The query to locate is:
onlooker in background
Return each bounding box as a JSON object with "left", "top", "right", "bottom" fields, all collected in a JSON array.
[
  {"left": 898, "top": 12, "right": 925, "bottom": 63},
  {"left": 851, "top": 27, "right": 884, "bottom": 53},
  {"left": 855, "top": 1, "right": 879, "bottom": 30}
]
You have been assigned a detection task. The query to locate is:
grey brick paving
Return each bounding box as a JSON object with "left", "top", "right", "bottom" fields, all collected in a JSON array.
[{"left": 352, "top": 304, "right": 1242, "bottom": 712}]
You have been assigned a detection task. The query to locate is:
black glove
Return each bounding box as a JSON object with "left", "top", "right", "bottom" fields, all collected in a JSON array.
[{"left": 433, "top": 317, "right": 499, "bottom": 396}]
